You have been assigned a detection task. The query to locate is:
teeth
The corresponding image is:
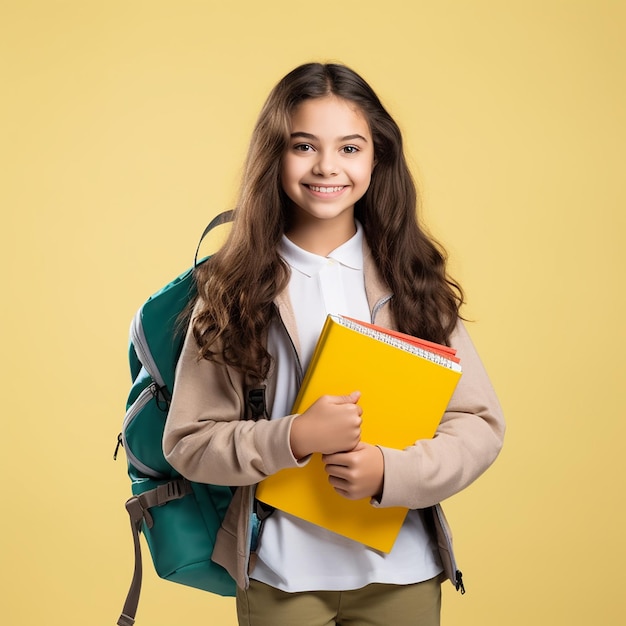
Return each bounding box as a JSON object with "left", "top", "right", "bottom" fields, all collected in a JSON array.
[{"left": 308, "top": 185, "right": 344, "bottom": 193}]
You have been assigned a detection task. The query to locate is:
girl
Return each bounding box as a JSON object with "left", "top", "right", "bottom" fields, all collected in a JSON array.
[{"left": 163, "top": 62, "right": 505, "bottom": 626}]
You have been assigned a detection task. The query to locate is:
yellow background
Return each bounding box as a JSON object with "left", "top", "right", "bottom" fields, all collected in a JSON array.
[{"left": 2, "top": 1, "right": 624, "bottom": 624}]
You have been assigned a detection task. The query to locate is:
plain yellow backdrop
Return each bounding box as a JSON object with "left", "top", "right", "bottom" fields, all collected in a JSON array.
[{"left": 2, "top": 1, "right": 624, "bottom": 624}]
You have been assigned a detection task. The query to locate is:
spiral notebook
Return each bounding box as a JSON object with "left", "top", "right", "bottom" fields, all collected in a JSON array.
[{"left": 255, "top": 314, "right": 462, "bottom": 553}]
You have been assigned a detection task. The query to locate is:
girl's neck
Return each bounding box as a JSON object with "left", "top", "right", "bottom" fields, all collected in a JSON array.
[{"left": 285, "top": 215, "right": 357, "bottom": 256}]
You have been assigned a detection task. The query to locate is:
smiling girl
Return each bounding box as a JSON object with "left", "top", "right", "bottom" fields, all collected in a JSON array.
[{"left": 163, "top": 62, "right": 505, "bottom": 626}]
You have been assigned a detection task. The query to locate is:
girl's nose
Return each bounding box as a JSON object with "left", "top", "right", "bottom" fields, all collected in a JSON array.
[{"left": 312, "top": 152, "right": 339, "bottom": 176}]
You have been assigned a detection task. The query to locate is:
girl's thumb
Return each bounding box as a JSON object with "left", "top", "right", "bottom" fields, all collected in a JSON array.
[{"left": 345, "top": 390, "right": 361, "bottom": 404}]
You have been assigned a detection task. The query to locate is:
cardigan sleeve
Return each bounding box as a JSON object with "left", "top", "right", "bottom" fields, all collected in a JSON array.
[
  {"left": 162, "top": 318, "right": 303, "bottom": 486},
  {"left": 375, "top": 319, "right": 505, "bottom": 509}
]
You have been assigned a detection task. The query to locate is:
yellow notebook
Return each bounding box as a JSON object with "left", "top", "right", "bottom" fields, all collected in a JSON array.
[{"left": 255, "top": 314, "right": 462, "bottom": 553}]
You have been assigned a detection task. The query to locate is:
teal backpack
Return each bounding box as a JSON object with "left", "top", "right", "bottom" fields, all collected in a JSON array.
[{"left": 115, "top": 211, "right": 259, "bottom": 626}]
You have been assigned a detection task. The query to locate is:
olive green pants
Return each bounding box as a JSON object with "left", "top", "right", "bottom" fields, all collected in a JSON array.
[{"left": 236, "top": 576, "right": 441, "bottom": 626}]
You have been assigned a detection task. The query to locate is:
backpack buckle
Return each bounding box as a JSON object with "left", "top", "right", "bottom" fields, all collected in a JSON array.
[
  {"left": 154, "top": 479, "right": 193, "bottom": 505},
  {"left": 246, "top": 387, "right": 268, "bottom": 421}
]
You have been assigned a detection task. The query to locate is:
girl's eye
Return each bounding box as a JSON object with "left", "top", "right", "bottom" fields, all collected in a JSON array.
[
  {"left": 342, "top": 145, "right": 359, "bottom": 154},
  {"left": 294, "top": 144, "right": 314, "bottom": 152}
]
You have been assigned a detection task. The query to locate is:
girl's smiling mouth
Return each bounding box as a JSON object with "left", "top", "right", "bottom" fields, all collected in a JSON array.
[{"left": 305, "top": 185, "right": 347, "bottom": 194}]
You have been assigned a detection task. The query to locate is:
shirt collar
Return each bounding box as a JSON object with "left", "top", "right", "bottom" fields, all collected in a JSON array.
[{"left": 280, "top": 221, "right": 364, "bottom": 278}]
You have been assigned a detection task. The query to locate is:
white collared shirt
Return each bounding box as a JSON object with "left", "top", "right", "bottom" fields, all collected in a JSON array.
[
  {"left": 280, "top": 222, "right": 371, "bottom": 371},
  {"left": 253, "top": 221, "right": 442, "bottom": 592}
]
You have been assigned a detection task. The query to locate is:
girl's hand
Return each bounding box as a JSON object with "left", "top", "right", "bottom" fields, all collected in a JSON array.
[
  {"left": 323, "top": 442, "right": 384, "bottom": 500},
  {"left": 290, "top": 392, "right": 362, "bottom": 459}
]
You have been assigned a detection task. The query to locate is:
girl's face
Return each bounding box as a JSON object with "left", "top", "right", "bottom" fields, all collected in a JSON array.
[{"left": 281, "top": 95, "right": 375, "bottom": 243}]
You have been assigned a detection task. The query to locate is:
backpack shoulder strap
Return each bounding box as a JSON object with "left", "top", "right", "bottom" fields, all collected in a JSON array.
[{"left": 117, "top": 479, "right": 193, "bottom": 626}]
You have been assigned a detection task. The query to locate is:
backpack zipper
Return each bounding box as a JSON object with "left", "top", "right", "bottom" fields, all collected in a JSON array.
[
  {"left": 130, "top": 309, "right": 167, "bottom": 389},
  {"left": 120, "top": 383, "right": 169, "bottom": 479}
]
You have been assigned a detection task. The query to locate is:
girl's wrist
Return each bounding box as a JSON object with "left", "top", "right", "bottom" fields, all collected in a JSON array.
[{"left": 289, "top": 414, "right": 311, "bottom": 460}]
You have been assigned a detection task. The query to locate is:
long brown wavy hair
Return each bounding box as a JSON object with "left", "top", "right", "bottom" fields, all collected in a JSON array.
[{"left": 192, "top": 62, "right": 464, "bottom": 382}]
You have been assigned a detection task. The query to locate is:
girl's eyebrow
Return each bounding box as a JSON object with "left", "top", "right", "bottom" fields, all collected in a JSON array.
[{"left": 290, "top": 132, "right": 369, "bottom": 143}]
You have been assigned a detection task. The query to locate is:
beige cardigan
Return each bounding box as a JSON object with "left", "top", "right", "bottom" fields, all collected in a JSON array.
[{"left": 163, "top": 242, "right": 505, "bottom": 589}]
